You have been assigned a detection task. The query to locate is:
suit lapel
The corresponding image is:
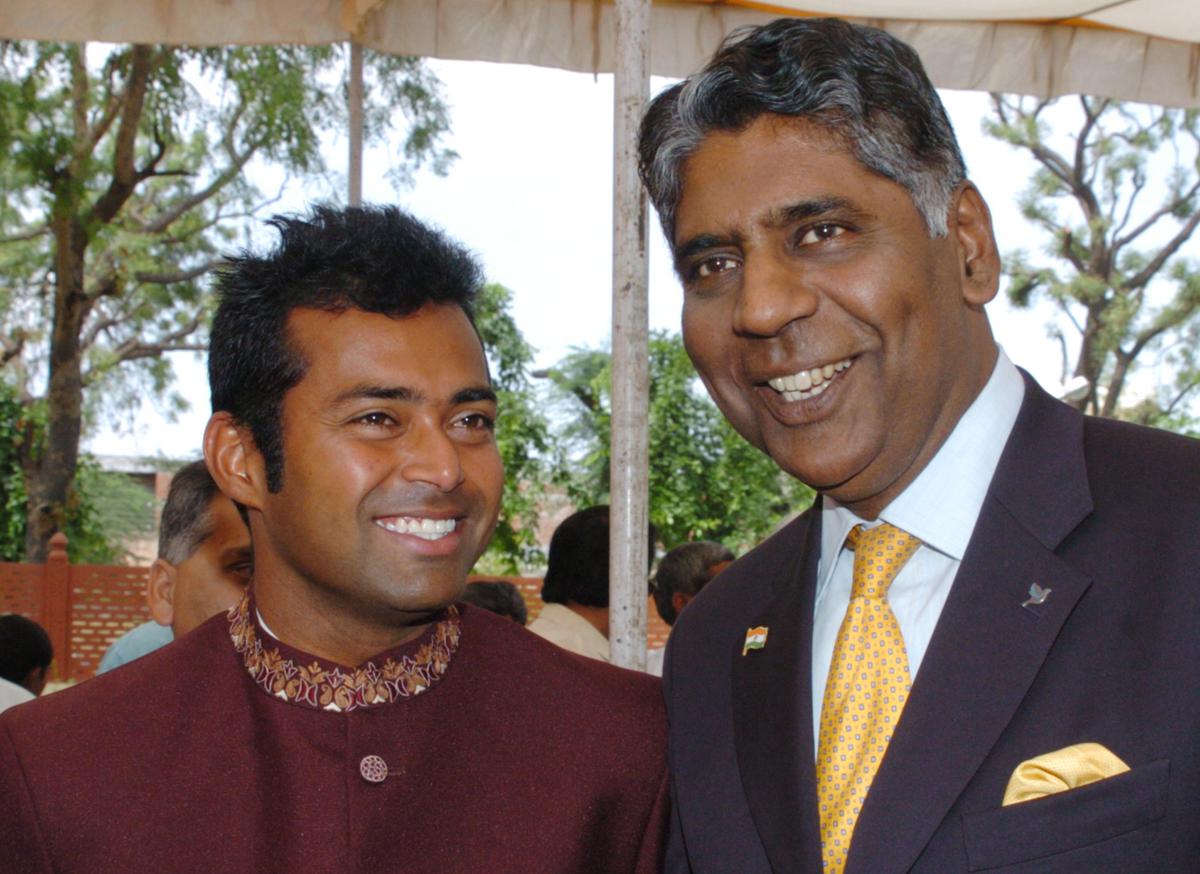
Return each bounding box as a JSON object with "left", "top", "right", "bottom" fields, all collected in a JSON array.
[
  {"left": 847, "top": 375, "right": 1096, "bottom": 874},
  {"left": 732, "top": 508, "right": 825, "bottom": 873}
]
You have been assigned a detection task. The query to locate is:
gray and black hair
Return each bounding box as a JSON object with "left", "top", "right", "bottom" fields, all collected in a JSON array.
[
  {"left": 158, "top": 461, "right": 223, "bottom": 566},
  {"left": 638, "top": 18, "right": 966, "bottom": 243},
  {"left": 652, "top": 541, "right": 734, "bottom": 626}
]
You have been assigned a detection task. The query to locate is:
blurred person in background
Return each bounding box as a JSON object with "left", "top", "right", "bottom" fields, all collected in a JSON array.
[
  {"left": 0, "top": 614, "right": 53, "bottom": 714},
  {"left": 461, "top": 579, "right": 528, "bottom": 625},
  {"left": 97, "top": 460, "right": 251, "bottom": 673},
  {"left": 529, "top": 505, "right": 656, "bottom": 662},
  {"left": 646, "top": 541, "right": 734, "bottom": 677}
]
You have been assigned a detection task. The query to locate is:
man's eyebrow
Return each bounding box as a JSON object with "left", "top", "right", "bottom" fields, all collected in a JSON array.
[
  {"left": 767, "top": 196, "right": 859, "bottom": 228},
  {"left": 330, "top": 384, "right": 496, "bottom": 407},
  {"left": 331, "top": 384, "right": 419, "bottom": 406},
  {"left": 673, "top": 233, "right": 736, "bottom": 269},
  {"left": 453, "top": 386, "right": 498, "bottom": 405}
]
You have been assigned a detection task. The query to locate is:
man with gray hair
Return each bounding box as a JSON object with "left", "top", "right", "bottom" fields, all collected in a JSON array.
[
  {"left": 645, "top": 541, "right": 733, "bottom": 676},
  {"left": 98, "top": 460, "right": 251, "bottom": 672},
  {"left": 641, "top": 17, "right": 1200, "bottom": 874}
]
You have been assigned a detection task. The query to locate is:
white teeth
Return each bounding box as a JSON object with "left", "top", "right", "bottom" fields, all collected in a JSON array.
[
  {"left": 375, "top": 517, "right": 457, "bottom": 540},
  {"left": 767, "top": 358, "right": 852, "bottom": 401}
]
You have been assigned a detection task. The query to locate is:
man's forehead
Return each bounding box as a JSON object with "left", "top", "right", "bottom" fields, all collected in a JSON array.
[
  {"left": 681, "top": 115, "right": 850, "bottom": 178},
  {"left": 675, "top": 117, "right": 868, "bottom": 242},
  {"left": 288, "top": 303, "right": 480, "bottom": 355},
  {"left": 285, "top": 303, "right": 491, "bottom": 398}
]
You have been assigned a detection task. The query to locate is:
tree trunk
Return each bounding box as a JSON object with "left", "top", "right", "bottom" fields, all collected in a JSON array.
[
  {"left": 23, "top": 209, "right": 89, "bottom": 562},
  {"left": 1072, "top": 318, "right": 1104, "bottom": 413},
  {"left": 1102, "top": 351, "right": 1134, "bottom": 419},
  {"left": 23, "top": 43, "right": 153, "bottom": 561}
]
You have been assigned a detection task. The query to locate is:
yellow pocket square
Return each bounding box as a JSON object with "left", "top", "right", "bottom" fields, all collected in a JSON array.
[{"left": 1003, "top": 743, "right": 1130, "bottom": 806}]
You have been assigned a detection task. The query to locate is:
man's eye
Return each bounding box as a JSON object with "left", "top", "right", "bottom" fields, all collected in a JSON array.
[
  {"left": 694, "top": 255, "right": 739, "bottom": 279},
  {"left": 456, "top": 413, "right": 495, "bottom": 431},
  {"left": 798, "top": 223, "right": 846, "bottom": 245},
  {"left": 354, "top": 412, "right": 395, "bottom": 427}
]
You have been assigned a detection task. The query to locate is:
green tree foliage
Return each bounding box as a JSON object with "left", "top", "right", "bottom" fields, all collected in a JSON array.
[
  {"left": 541, "top": 332, "right": 814, "bottom": 553},
  {"left": 0, "top": 382, "right": 151, "bottom": 563},
  {"left": 0, "top": 384, "right": 26, "bottom": 559},
  {"left": 0, "top": 40, "right": 453, "bottom": 560},
  {"left": 472, "top": 284, "right": 553, "bottom": 572},
  {"left": 985, "top": 95, "right": 1200, "bottom": 427}
]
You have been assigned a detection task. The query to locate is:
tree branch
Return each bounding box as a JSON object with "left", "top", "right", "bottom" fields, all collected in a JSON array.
[
  {"left": 0, "top": 223, "right": 51, "bottom": 244},
  {"left": 138, "top": 148, "right": 260, "bottom": 236},
  {"left": 68, "top": 44, "right": 90, "bottom": 176},
  {"left": 82, "top": 313, "right": 208, "bottom": 385},
  {"left": 87, "top": 45, "right": 155, "bottom": 227},
  {"left": 1164, "top": 376, "right": 1200, "bottom": 416},
  {"left": 1124, "top": 207, "right": 1200, "bottom": 291},
  {"left": 1060, "top": 301, "right": 1085, "bottom": 337},
  {"left": 1, "top": 329, "right": 27, "bottom": 367},
  {"left": 1053, "top": 329, "right": 1070, "bottom": 383},
  {"left": 81, "top": 313, "right": 122, "bottom": 351},
  {"left": 1111, "top": 170, "right": 1146, "bottom": 243},
  {"left": 81, "top": 54, "right": 124, "bottom": 160},
  {"left": 133, "top": 260, "right": 222, "bottom": 285},
  {"left": 1114, "top": 178, "right": 1200, "bottom": 253}
]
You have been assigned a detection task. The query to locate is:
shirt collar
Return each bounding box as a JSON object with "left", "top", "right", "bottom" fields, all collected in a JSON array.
[
  {"left": 229, "top": 590, "right": 461, "bottom": 713},
  {"left": 819, "top": 349, "right": 1025, "bottom": 573}
]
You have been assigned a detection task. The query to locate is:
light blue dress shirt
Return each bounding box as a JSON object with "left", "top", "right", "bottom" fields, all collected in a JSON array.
[
  {"left": 97, "top": 620, "right": 173, "bottom": 674},
  {"left": 811, "top": 351, "right": 1026, "bottom": 751}
]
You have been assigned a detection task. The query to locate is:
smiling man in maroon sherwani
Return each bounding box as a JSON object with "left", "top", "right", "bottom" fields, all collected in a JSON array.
[{"left": 0, "top": 206, "right": 668, "bottom": 873}]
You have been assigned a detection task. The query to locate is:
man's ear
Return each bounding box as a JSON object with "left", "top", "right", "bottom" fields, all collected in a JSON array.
[
  {"left": 951, "top": 182, "right": 1001, "bottom": 308},
  {"left": 204, "top": 411, "right": 266, "bottom": 511},
  {"left": 146, "top": 558, "right": 177, "bottom": 628},
  {"left": 672, "top": 591, "right": 694, "bottom": 617},
  {"left": 23, "top": 665, "right": 48, "bottom": 697}
]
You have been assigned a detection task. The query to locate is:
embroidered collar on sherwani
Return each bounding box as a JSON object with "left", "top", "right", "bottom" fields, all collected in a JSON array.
[{"left": 227, "top": 591, "right": 461, "bottom": 713}]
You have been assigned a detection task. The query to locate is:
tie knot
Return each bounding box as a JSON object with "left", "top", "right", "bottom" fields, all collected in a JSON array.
[{"left": 845, "top": 523, "right": 921, "bottom": 599}]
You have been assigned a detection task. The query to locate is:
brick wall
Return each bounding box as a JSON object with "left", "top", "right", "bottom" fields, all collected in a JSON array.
[{"left": 1, "top": 544, "right": 671, "bottom": 683}]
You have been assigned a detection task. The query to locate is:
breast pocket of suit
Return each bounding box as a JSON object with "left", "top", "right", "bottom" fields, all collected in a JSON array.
[{"left": 960, "top": 759, "right": 1170, "bottom": 871}]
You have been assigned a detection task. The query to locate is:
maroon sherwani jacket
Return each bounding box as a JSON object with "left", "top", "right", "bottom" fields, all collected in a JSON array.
[{"left": 0, "top": 597, "right": 668, "bottom": 873}]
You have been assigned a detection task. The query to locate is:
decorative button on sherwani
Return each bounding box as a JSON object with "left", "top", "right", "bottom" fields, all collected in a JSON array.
[{"left": 359, "top": 755, "right": 389, "bottom": 784}]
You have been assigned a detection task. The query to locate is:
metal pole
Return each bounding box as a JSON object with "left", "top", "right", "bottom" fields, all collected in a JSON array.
[
  {"left": 348, "top": 41, "right": 364, "bottom": 206},
  {"left": 609, "top": 0, "right": 651, "bottom": 671}
]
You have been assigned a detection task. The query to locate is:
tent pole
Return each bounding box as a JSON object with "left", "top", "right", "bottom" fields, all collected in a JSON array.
[
  {"left": 609, "top": 0, "right": 651, "bottom": 671},
  {"left": 348, "top": 41, "right": 364, "bottom": 206}
]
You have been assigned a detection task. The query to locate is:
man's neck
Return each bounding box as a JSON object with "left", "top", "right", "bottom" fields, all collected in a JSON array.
[
  {"left": 253, "top": 578, "right": 440, "bottom": 667},
  {"left": 566, "top": 602, "right": 610, "bottom": 639}
]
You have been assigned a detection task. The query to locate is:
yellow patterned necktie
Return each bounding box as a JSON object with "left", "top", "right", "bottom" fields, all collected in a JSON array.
[{"left": 817, "top": 522, "right": 922, "bottom": 874}]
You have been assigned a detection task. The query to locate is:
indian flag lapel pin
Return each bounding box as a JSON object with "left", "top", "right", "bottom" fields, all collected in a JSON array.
[{"left": 742, "top": 626, "right": 769, "bottom": 655}]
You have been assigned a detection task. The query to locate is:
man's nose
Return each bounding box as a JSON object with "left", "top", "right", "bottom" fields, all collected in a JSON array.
[
  {"left": 400, "top": 424, "right": 465, "bottom": 492},
  {"left": 732, "top": 253, "right": 818, "bottom": 337}
]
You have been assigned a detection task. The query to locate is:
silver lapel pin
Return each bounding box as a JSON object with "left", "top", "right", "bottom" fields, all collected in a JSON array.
[{"left": 1021, "top": 583, "right": 1052, "bottom": 609}]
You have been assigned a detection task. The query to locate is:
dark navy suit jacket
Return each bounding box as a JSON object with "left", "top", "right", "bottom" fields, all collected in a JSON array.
[{"left": 664, "top": 374, "right": 1200, "bottom": 873}]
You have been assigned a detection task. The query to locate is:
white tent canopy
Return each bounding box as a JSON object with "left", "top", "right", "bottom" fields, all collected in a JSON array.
[{"left": 3, "top": 0, "right": 1199, "bottom": 106}]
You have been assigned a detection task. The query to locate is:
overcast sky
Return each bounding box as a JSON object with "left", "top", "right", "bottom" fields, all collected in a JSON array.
[{"left": 87, "top": 59, "right": 1078, "bottom": 459}]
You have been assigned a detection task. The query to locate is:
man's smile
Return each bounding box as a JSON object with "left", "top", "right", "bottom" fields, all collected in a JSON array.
[
  {"left": 373, "top": 516, "right": 459, "bottom": 541},
  {"left": 766, "top": 358, "right": 853, "bottom": 402}
]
